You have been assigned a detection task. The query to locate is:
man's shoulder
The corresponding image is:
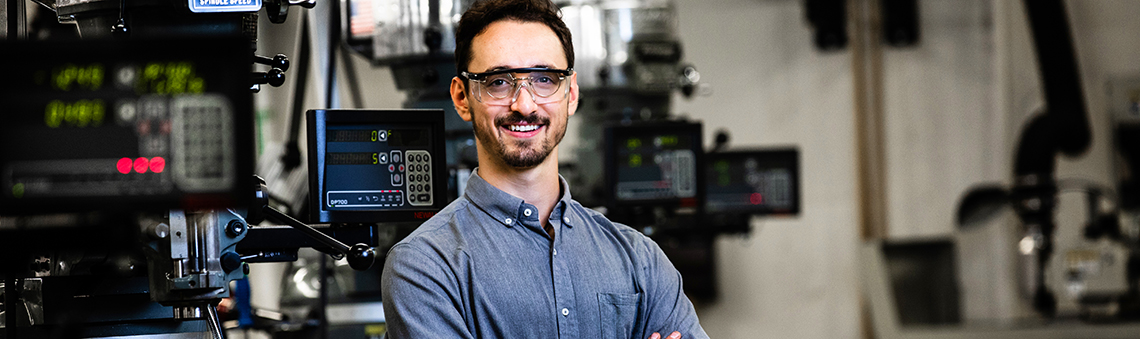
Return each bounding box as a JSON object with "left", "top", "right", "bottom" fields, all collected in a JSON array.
[{"left": 389, "top": 197, "right": 471, "bottom": 255}]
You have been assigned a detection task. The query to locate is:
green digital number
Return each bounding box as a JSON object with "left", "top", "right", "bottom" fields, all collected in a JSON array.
[
  {"left": 626, "top": 138, "right": 642, "bottom": 150},
  {"left": 630, "top": 154, "right": 642, "bottom": 167},
  {"left": 45, "top": 99, "right": 106, "bottom": 128},
  {"left": 52, "top": 63, "right": 104, "bottom": 91}
]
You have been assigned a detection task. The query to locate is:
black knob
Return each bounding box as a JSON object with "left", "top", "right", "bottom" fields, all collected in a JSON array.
[
  {"left": 226, "top": 220, "right": 247, "bottom": 238},
  {"left": 252, "top": 68, "right": 286, "bottom": 87},
  {"left": 111, "top": 20, "right": 129, "bottom": 38},
  {"left": 221, "top": 252, "right": 243, "bottom": 273},
  {"left": 255, "top": 54, "right": 290, "bottom": 71},
  {"left": 715, "top": 130, "right": 730, "bottom": 148},
  {"left": 346, "top": 243, "right": 376, "bottom": 271}
]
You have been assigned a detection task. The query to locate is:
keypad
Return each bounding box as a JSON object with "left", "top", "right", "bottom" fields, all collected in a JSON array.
[{"left": 405, "top": 150, "right": 433, "bottom": 206}]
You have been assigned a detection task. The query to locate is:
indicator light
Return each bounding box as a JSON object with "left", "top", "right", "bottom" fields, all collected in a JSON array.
[
  {"left": 134, "top": 157, "right": 149, "bottom": 173},
  {"left": 117, "top": 157, "right": 133, "bottom": 174},
  {"left": 750, "top": 193, "right": 763, "bottom": 205},
  {"left": 150, "top": 157, "right": 166, "bottom": 173}
]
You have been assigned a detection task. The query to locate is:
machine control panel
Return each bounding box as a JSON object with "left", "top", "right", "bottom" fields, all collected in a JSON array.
[
  {"left": 0, "top": 38, "right": 253, "bottom": 213},
  {"left": 605, "top": 121, "right": 703, "bottom": 208},
  {"left": 704, "top": 148, "right": 800, "bottom": 215},
  {"left": 308, "top": 109, "right": 446, "bottom": 223}
]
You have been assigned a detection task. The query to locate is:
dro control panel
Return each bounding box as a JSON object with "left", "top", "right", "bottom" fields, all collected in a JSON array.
[{"left": 307, "top": 109, "right": 447, "bottom": 223}]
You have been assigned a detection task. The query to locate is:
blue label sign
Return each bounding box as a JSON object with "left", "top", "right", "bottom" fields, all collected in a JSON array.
[{"left": 188, "top": 0, "right": 261, "bottom": 13}]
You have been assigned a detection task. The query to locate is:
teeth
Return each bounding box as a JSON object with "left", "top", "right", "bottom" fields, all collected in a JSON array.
[{"left": 508, "top": 124, "right": 539, "bottom": 132}]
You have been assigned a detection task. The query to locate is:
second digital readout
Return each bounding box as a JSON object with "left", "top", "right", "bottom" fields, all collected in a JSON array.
[{"left": 327, "top": 152, "right": 383, "bottom": 165}]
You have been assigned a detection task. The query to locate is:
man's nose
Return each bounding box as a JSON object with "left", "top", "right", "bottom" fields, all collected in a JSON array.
[{"left": 510, "top": 82, "right": 538, "bottom": 113}]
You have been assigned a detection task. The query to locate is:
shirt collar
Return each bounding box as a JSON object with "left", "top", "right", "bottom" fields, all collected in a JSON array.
[{"left": 464, "top": 168, "right": 576, "bottom": 228}]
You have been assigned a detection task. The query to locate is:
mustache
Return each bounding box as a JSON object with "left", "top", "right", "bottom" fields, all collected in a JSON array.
[{"left": 496, "top": 112, "right": 548, "bottom": 126}]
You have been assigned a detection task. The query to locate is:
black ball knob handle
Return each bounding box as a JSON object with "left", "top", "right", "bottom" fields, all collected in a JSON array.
[
  {"left": 347, "top": 243, "right": 376, "bottom": 271},
  {"left": 252, "top": 68, "right": 286, "bottom": 87},
  {"left": 255, "top": 54, "right": 290, "bottom": 72},
  {"left": 221, "top": 252, "right": 243, "bottom": 273}
]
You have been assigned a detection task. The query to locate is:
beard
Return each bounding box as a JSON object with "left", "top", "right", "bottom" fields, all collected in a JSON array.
[{"left": 472, "top": 110, "right": 566, "bottom": 169}]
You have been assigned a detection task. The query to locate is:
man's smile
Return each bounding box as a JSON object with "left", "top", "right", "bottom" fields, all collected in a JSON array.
[{"left": 497, "top": 113, "right": 549, "bottom": 139}]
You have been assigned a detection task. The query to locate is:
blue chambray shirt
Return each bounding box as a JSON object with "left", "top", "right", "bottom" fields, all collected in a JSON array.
[{"left": 381, "top": 169, "right": 708, "bottom": 339}]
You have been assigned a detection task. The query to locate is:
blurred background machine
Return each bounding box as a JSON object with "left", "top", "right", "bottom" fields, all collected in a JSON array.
[
  {"left": 951, "top": 0, "right": 1140, "bottom": 323},
  {"left": 0, "top": 37, "right": 256, "bottom": 338},
  {"left": 857, "top": 1, "right": 1140, "bottom": 337}
]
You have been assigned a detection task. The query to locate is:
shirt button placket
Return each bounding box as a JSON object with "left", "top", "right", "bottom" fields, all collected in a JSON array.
[{"left": 552, "top": 243, "right": 577, "bottom": 336}]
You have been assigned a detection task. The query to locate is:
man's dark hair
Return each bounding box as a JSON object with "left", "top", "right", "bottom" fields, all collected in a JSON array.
[{"left": 455, "top": 0, "right": 574, "bottom": 78}]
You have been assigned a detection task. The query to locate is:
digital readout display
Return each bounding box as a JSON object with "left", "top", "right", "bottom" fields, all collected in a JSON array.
[
  {"left": 322, "top": 124, "right": 435, "bottom": 211},
  {"left": 614, "top": 132, "right": 697, "bottom": 202},
  {"left": 0, "top": 38, "right": 251, "bottom": 213}
]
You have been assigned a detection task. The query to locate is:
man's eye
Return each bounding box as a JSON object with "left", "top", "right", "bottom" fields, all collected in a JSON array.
[
  {"left": 488, "top": 79, "right": 511, "bottom": 87},
  {"left": 534, "top": 76, "right": 555, "bottom": 84}
]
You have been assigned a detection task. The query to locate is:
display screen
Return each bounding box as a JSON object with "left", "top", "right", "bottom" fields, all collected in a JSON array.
[
  {"left": 323, "top": 124, "right": 436, "bottom": 210},
  {"left": 605, "top": 122, "right": 702, "bottom": 207},
  {"left": 705, "top": 149, "right": 799, "bottom": 215},
  {"left": 0, "top": 38, "right": 252, "bottom": 213},
  {"left": 308, "top": 110, "right": 446, "bottom": 223}
]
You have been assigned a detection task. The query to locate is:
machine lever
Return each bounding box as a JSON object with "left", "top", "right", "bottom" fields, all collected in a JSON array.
[
  {"left": 251, "top": 68, "right": 286, "bottom": 87},
  {"left": 261, "top": 206, "right": 376, "bottom": 271},
  {"left": 253, "top": 54, "right": 290, "bottom": 71}
]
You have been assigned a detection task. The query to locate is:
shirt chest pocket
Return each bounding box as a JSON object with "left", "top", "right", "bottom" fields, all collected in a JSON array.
[{"left": 598, "top": 292, "right": 641, "bottom": 339}]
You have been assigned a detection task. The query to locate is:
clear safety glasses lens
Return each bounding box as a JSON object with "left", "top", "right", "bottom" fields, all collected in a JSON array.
[{"left": 467, "top": 71, "right": 570, "bottom": 106}]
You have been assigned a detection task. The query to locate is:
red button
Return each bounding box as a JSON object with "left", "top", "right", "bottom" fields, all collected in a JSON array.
[
  {"left": 149, "top": 157, "right": 166, "bottom": 173},
  {"left": 117, "top": 158, "right": 132, "bottom": 174},
  {"left": 133, "top": 157, "right": 150, "bottom": 173}
]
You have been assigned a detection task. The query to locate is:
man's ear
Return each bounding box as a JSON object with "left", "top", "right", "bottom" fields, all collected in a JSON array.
[
  {"left": 567, "top": 72, "right": 579, "bottom": 117},
  {"left": 451, "top": 77, "right": 473, "bottom": 122}
]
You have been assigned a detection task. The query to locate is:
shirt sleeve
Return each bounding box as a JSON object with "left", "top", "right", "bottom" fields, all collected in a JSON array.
[
  {"left": 638, "top": 235, "right": 710, "bottom": 339},
  {"left": 381, "top": 243, "right": 473, "bottom": 339}
]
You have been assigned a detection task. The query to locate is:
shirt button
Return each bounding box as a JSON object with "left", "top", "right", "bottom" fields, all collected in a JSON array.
[
  {"left": 504, "top": 218, "right": 512, "bottom": 224},
  {"left": 524, "top": 209, "right": 532, "bottom": 217},
  {"left": 553, "top": 248, "right": 557, "bottom": 256},
  {"left": 561, "top": 308, "right": 569, "bottom": 316},
  {"left": 563, "top": 216, "right": 570, "bottom": 223}
]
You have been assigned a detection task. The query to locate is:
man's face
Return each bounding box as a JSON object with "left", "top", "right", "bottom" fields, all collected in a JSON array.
[{"left": 451, "top": 20, "right": 578, "bottom": 169}]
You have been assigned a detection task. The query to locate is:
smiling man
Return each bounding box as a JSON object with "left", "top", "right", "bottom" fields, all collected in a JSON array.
[{"left": 380, "top": 0, "right": 708, "bottom": 338}]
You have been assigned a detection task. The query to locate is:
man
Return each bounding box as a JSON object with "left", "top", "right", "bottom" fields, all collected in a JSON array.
[{"left": 380, "top": 0, "right": 708, "bottom": 338}]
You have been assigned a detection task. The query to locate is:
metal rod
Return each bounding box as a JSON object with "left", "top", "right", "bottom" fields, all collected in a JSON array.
[
  {"left": 6, "top": 0, "right": 26, "bottom": 41},
  {"left": 318, "top": 254, "right": 329, "bottom": 339},
  {"left": 339, "top": 43, "right": 365, "bottom": 108},
  {"left": 262, "top": 206, "right": 350, "bottom": 254},
  {"left": 282, "top": 15, "right": 312, "bottom": 170},
  {"left": 324, "top": 0, "right": 340, "bottom": 110},
  {"left": 205, "top": 302, "right": 226, "bottom": 339}
]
